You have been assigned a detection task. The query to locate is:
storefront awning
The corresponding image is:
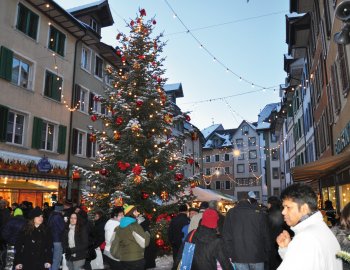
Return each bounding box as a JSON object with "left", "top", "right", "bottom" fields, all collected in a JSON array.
[
  {"left": 291, "top": 148, "right": 350, "bottom": 182},
  {"left": 0, "top": 180, "right": 58, "bottom": 192}
]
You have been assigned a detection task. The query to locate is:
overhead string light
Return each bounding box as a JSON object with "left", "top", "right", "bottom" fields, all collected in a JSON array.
[{"left": 163, "top": 0, "right": 279, "bottom": 90}]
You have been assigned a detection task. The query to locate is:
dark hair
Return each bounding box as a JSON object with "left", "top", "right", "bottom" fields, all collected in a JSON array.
[
  {"left": 341, "top": 203, "right": 350, "bottom": 230},
  {"left": 179, "top": 204, "right": 188, "bottom": 212},
  {"left": 324, "top": 200, "right": 334, "bottom": 210},
  {"left": 69, "top": 213, "right": 83, "bottom": 233},
  {"left": 268, "top": 196, "right": 281, "bottom": 207},
  {"left": 199, "top": 201, "right": 209, "bottom": 210},
  {"left": 94, "top": 209, "right": 104, "bottom": 218},
  {"left": 111, "top": 206, "right": 124, "bottom": 218},
  {"left": 280, "top": 183, "right": 317, "bottom": 211}
]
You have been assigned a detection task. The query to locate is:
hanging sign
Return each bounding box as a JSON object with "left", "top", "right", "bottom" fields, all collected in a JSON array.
[{"left": 37, "top": 156, "right": 53, "bottom": 173}]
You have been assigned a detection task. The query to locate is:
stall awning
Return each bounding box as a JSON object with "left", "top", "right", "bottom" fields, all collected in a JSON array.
[{"left": 291, "top": 148, "right": 350, "bottom": 182}]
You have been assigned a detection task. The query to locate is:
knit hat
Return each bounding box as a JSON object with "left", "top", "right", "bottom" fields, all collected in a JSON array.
[
  {"left": 28, "top": 207, "right": 43, "bottom": 219},
  {"left": 199, "top": 201, "right": 209, "bottom": 210},
  {"left": 201, "top": 209, "right": 219, "bottom": 229},
  {"left": 248, "top": 191, "right": 256, "bottom": 199},
  {"left": 14, "top": 207, "right": 23, "bottom": 216},
  {"left": 124, "top": 204, "right": 136, "bottom": 216}
]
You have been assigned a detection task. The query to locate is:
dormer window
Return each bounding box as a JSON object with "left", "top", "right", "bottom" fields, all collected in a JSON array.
[
  {"left": 90, "top": 18, "right": 98, "bottom": 32},
  {"left": 242, "top": 125, "right": 249, "bottom": 135}
]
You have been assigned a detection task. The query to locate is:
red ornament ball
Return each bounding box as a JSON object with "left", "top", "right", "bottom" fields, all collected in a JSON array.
[
  {"left": 90, "top": 115, "right": 97, "bottom": 122},
  {"left": 116, "top": 33, "right": 122, "bottom": 40},
  {"left": 155, "top": 239, "right": 164, "bottom": 247},
  {"left": 185, "top": 114, "right": 191, "bottom": 122},
  {"left": 175, "top": 173, "right": 184, "bottom": 181},
  {"left": 115, "top": 117, "right": 123, "bottom": 125},
  {"left": 139, "top": 8, "right": 147, "bottom": 17},
  {"left": 116, "top": 50, "right": 122, "bottom": 56},
  {"left": 130, "top": 20, "right": 135, "bottom": 26},
  {"left": 99, "top": 168, "right": 108, "bottom": 176},
  {"left": 152, "top": 20, "right": 157, "bottom": 25},
  {"left": 141, "top": 191, "right": 149, "bottom": 200},
  {"left": 136, "top": 100, "right": 144, "bottom": 107}
]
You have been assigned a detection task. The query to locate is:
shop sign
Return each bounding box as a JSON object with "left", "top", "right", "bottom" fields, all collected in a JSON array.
[
  {"left": 37, "top": 157, "right": 53, "bottom": 173},
  {"left": 335, "top": 121, "right": 350, "bottom": 154}
]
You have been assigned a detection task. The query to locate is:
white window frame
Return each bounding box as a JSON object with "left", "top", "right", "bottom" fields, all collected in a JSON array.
[
  {"left": 205, "top": 155, "right": 210, "bottom": 163},
  {"left": 79, "top": 87, "right": 89, "bottom": 113},
  {"left": 237, "top": 164, "right": 245, "bottom": 173},
  {"left": 11, "top": 54, "right": 33, "bottom": 90},
  {"left": 94, "top": 54, "right": 103, "bottom": 79},
  {"left": 90, "top": 18, "right": 98, "bottom": 32},
  {"left": 6, "top": 110, "right": 26, "bottom": 146},
  {"left": 248, "top": 137, "right": 256, "bottom": 146},
  {"left": 249, "top": 150, "right": 257, "bottom": 159},
  {"left": 41, "top": 121, "right": 56, "bottom": 152},
  {"left": 76, "top": 130, "right": 86, "bottom": 156},
  {"left": 81, "top": 46, "right": 91, "bottom": 72},
  {"left": 249, "top": 163, "right": 258, "bottom": 172}
]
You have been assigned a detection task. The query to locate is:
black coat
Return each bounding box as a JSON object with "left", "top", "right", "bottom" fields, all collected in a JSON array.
[
  {"left": 223, "top": 200, "right": 271, "bottom": 264},
  {"left": 174, "top": 226, "right": 233, "bottom": 270},
  {"left": 168, "top": 213, "right": 189, "bottom": 250},
  {"left": 14, "top": 224, "right": 53, "bottom": 270},
  {"left": 63, "top": 224, "right": 89, "bottom": 261},
  {"left": 1, "top": 216, "right": 26, "bottom": 245},
  {"left": 91, "top": 217, "right": 106, "bottom": 249},
  {"left": 139, "top": 215, "right": 156, "bottom": 269}
]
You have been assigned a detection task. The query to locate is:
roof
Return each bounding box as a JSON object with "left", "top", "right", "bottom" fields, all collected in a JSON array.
[
  {"left": 291, "top": 148, "right": 350, "bottom": 182},
  {"left": 67, "top": 0, "right": 114, "bottom": 27},
  {"left": 258, "top": 103, "right": 279, "bottom": 123},
  {"left": 163, "top": 83, "right": 184, "bottom": 98},
  {"left": 201, "top": 124, "right": 223, "bottom": 139}
]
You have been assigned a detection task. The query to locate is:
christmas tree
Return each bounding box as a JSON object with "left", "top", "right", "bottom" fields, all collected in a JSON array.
[{"left": 75, "top": 8, "right": 195, "bottom": 250}]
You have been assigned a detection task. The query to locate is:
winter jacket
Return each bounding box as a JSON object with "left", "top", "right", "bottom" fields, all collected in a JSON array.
[
  {"left": 175, "top": 226, "right": 233, "bottom": 270},
  {"left": 63, "top": 224, "right": 89, "bottom": 261},
  {"left": 48, "top": 211, "right": 65, "bottom": 242},
  {"left": 332, "top": 226, "right": 350, "bottom": 270},
  {"left": 91, "top": 217, "right": 106, "bottom": 249},
  {"left": 138, "top": 215, "right": 156, "bottom": 268},
  {"left": 223, "top": 200, "right": 270, "bottom": 263},
  {"left": 278, "top": 211, "right": 342, "bottom": 270},
  {"left": 1, "top": 215, "right": 26, "bottom": 245},
  {"left": 115, "top": 216, "right": 150, "bottom": 262},
  {"left": 104, "top": 219, "right": 120, "bottom": 260},
  {"left": 14, "top": 224, "right": 53, "bottom": 270},
  {"left": 168, "top": 213, "right": 189, "bottom": 250}
]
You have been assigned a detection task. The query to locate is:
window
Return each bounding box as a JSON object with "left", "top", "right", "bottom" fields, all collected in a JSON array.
[
  {"left": 6, "top": 111, "right": 25, "bottom": 145},
  {"left": 249, "top": 163, "right": 258, "bottom": 172},
  {"left": 248, "top": 137, "right": 256, "bottom": 146},
  {"left": 11, "top": 56, "right": 31, "bottom": 89},
  {"left": 224, "top": 154, "right": 230, "bottom": 161},
  {"left": 242, "top": 125, "right": 249, "bottom": 135},
  {"left": 16, "top": 3, "right": 39, "bottom": 40},
  {"left": 205, "top": 156, "right": 210, "bottom": 163},
  {"left": 48, "top": 26, "right": 66, "bottom": 56},
  {"left": 249, "top": 150, "right": 257, "bottom": 159},
  {"left": 225, "top": 167, "right": 230, "bottom": 174},
  {"left": 272, "top": 168, "right": 279, "bottom": 179},
  {"left": 236, "top": 139, "right": 243, "bottom": 148},
  {"left": 271, "top": 132, "right": 278, "bottom": 143},
  {"left": 40, "top": 122, "right": 55, "bottom": 151},
  {"left": 237, "top": 164, "right": 245, "bottom": 173},
  {"left": 215, "top": 181, "right": 221, "bottom": 190},
  {"left": 215, "top": 154, "right": 220, "bottom": 162},
  {"left": 225, "top": 181, "right": 230, "bottom": 190},
  {"left": 95, "top": 55, "right": 103, "bottom": 78},
  {"left": 90, "top": 18, "right": 98, "bottom": 32},
  {"left": 76, "top": 131, "right": 85, "bottom": 156},
  {"left": 273, "top": 188, "right": 280, "bottom": 196},
  {"left": 81, "top": 47, "right": 91, "bottom": 71},
  {"left": 86, "top": 135, "right": 97, "bottom": 158},
  {"left": 79, "top": 87, "right": 89, "bottom": 113},
  {"left": 205, "top": 168, "right": 211, "bottom": 175},
  {"left": 44, "top": 71, "right": 62, "bottom": 102},
  {"left": 271, "top": 149, "right": 279, "bottom": 161},
  {"left": 238, "top": 153, "right": 244, "bottom": 160}
]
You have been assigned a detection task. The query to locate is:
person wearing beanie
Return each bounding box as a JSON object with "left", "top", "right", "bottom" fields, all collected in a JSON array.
[
  {"left": 113, "top": 204, "right": 150, "bottom": 270},
  {"left": 14, "top": 207, "right": 53, "bottom": 270},
  {"left": 2, "top": 204, "right": 26, "bottom": 270},
  {"left": 104, "top": 206, "right": 124, "bottom": 269},
  {"left": 173, "top": 209, "right": 232, "bottom": 270},
  {"left": 47, "top": 203, "right": 65, "bottom": 270},
  {"left": 168, "top": 204, "right": 190, "bottom": 265}
]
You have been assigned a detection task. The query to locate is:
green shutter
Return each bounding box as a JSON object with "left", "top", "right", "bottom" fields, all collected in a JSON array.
[
  {"left": 28, "top": 12, "right": 39, "bottom": 39},
  {"left": 57, "top": 125, "right": 67, "bottom": 154},
  {"left": 0, "top": 105, "right": 9, "bottom": 141},
  {"left": 58, "top": 32, "right": 65, "bottom": 56},
  {"left": 32, "top": 117, "right": 43, "bottom": 149},
  {"left": 0, "top": 46, "right": 13, "bottom": 81}
]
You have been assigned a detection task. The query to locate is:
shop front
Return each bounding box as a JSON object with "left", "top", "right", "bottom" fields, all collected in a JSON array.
[{"left": 291, "top": 147, "right": 350, "bottom": 211}]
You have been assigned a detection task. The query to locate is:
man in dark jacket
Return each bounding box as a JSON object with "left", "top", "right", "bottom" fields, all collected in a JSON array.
[
  {"left": 167, "top": 204, "right": 189, "bottom": 264},
  {"left": 48, "top": 203, "right": 65, "bottom": 270},
  {"left": 223, "top": 194, "right": 270, "bottom": 270}
]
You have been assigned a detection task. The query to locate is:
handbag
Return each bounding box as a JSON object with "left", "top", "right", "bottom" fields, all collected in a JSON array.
[
  {"left": 91, "top": 247, "right": 104, "bottom": 270},
  {"left": 178, "top": 229, "right": 196, "bottom": 270}
]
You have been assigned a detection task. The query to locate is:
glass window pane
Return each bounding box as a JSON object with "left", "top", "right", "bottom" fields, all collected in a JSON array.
[
  {"left": 20, "top": 61, "right": 29, "bottom": 88},
  {"left": 14, "top": 114, "right": 24, "bottom": 144},
  {"left": 46, "top": 124, "right": 54, "bottom": 151},
  {"left": 6, "top": 112, "right": 15, "bottom": 142},
  {"left": 11, "top": 58, "right": 20, "bottom": 85},
  {"left": 41, "top": 123, "right": 47, "bottom": 149}
]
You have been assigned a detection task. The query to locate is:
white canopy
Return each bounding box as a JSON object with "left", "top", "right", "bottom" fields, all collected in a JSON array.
[{"left": 191, "top": 187, "right": 235, "bottom": 202}]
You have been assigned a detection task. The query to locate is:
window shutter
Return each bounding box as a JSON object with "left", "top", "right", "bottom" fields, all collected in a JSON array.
[
  {"left": 0, "top": 105, "right": 9, "bottom": 141},
  {"left": 31, "top": 117, "right": 43, "bottom": 149},
  {"left": 86, "top": 137, "right": 92, "bottom": 158},
  {"left": 28, "top": 12, "right": 38, "bottom": 39},
  {"left": 0, "top": 46, "right": 13, "bottom": 81},
  {"left": 57, "top": 125, "right": 67, "bottom": 154},
  {"left": 89, "top": 92, "right": 94, "bottom": 113},
  {"left": 72, "top": 128, "right": 78, "bottom": 155},
  {"left": 331, "top": 63, "right": 341, "bottom": 114},
  {"left": 74, "top": 84, "right": 81, "bottom": 109},
  {"left": 338, "top": 44, "right": 350, "bottom": 96},
  {"left": 58, "top": 32, "right": 66, "bottom": 56}
]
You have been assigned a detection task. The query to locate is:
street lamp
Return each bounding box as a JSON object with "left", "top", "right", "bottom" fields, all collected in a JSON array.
[{"left": 334, "top": 0, "right": 350, "bottom": 44}]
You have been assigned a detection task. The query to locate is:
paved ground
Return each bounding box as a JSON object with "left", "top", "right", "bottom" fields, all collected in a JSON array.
[{"left": 149, "top": 256, "right": 173, "bottom": 270}]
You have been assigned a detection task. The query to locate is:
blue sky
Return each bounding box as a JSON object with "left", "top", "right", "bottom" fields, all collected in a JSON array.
[{"left": 56, "top": 0, "right": 289, "bottom": 130}]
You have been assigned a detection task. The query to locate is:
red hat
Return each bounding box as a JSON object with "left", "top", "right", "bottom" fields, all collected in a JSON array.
[{"left": 201, "top": 209, "right": 219, "bottom": 229}]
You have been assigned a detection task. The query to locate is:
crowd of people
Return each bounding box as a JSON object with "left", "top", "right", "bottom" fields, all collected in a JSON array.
[{"left": 0, "top": 183, "right": 349, "bottom": 270}]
